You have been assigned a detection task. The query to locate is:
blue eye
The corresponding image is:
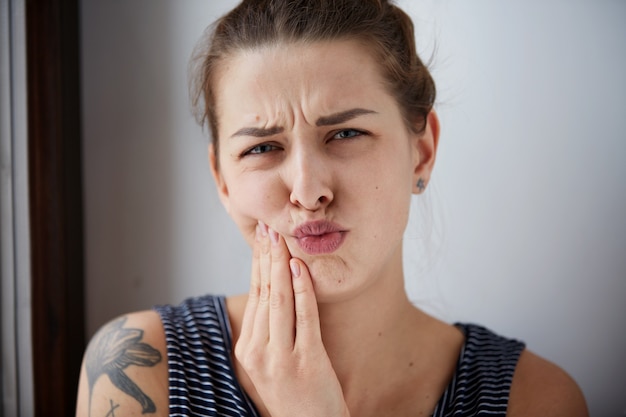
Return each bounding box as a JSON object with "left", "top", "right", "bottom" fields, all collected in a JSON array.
[
  {"left": 243, "top": 143, "right": 279, "bottom": 156},
  {"left": 333, "top": 129, "right": 363, "bottom": 140}
]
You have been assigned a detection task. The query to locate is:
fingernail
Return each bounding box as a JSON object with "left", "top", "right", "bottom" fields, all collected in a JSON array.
[
  {"left": 269, "top": 228, "right": 279, "bottom": 245},
  {"left": 258, "top": 220, "right": 268, "bottom": 237},
  {"left": 290, "top": 259, "right": 301, "bottom": 278},
  {"left": 255, "top": 224, "right": 261, "bottom": 241}
]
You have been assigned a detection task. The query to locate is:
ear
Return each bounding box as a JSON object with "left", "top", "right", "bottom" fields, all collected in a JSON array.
[
  {"left": 412, "top": 110, "right": 440, "bottom": 194},
  {"left": 208, "top": 143, "right": 231, "bottom": 212}
]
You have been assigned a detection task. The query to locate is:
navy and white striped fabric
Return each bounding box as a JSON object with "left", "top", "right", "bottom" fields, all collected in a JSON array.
[
  {"left": 155, "top": 295, "right": 260, "bottom": 416},
  {"left": 155, "top": 295, "right": 524, "bottom": 416},
  {"left": 432, "top": 323, "right": 525, "bottom": 416}
]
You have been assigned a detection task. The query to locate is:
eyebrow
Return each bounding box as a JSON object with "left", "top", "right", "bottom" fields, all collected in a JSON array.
[
  {"left": 229, "top": 108, "right": 377, "bottom": 139},
  {"left": 315, "top": 108, "right": 377, "bottom": 126},
  {"left": 230, "top": 125, "right": 284, "bottom": 139}
]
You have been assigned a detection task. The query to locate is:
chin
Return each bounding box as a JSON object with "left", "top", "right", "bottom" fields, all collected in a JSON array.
[{"left": 305, "top": 257, "right": 360, "bottom": 303}]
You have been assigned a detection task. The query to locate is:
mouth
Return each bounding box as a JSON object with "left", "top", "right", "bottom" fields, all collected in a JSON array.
[{"left": 292, "top": 220, "right": 347, "bottom": 255}]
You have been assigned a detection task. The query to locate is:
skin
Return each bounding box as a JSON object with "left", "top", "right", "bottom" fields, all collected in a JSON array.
[
  {"left": 75, "top": 311, "right": 168, "bottom": 417},
  {"left": 210, "top": 41, "right": 433, "bottom": 304},
  {"left": 75, "top": 39, "right": 589, "bottom": 416},
  {"left": 210, "top": 40, "right": 449, "bottom": 416}
]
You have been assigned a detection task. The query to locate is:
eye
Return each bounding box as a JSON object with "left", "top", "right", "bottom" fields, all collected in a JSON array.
[
  {"left": 241, "top": 143, "right": 280, "bottom": 157},
  {"left": 332, "top": 129, "right": 364, "bottom": 140}
]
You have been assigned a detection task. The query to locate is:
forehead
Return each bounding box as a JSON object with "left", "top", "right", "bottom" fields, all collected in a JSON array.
[{"left": 213, "top": 40, "right": 395, "bottom": 132}]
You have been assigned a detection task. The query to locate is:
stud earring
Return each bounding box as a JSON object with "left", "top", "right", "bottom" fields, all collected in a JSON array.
[{"left": 416, "top": 178, "right": 426, "bottom": 192}]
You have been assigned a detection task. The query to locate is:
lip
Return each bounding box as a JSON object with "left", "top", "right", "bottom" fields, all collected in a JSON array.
[{"left": 292, "top": 220, "right": 347, "bottom": 255}]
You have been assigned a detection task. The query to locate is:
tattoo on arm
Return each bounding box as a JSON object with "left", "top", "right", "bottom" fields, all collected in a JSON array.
[
  {"left": 105, "top": 399, "right": 120, "bottom": 417},
  {"left": 85, "top": 316, "right": 162, "bottom": 416}
]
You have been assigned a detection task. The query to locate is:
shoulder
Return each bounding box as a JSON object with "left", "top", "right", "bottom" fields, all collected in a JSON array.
[
  {"left": 507, "top": 349, "right": 588, "bottom": 417},
  {"left": 75, "top": 310, "right": 168, "bottom": 417}
]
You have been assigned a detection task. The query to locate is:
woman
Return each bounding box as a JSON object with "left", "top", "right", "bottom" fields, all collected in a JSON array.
[{"left": 76, "top": 1, "right": 588, "bottom": 416}]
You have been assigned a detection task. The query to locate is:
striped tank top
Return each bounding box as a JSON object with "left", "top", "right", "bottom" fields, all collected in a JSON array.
[{"left": 155, "top": 295, "right": 525, "bottom": 416}]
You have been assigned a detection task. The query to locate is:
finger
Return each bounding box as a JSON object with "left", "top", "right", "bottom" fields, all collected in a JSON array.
[
  {"left": 251, "top": 221, "right": 271, "bottom": 344},
  {"left": 290, "top": 258, "right": 322, "bottom": 347},
  {"left": 267, "top": 228, "right": 295, "bottom": 349},
  {"left": 238, "top": 223, "right": 263, "bottom": 345}
]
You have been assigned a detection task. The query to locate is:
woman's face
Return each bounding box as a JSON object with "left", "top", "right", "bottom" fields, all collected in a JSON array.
[{"left": 210, "top": 40, "right": 438, "bottom": 302}]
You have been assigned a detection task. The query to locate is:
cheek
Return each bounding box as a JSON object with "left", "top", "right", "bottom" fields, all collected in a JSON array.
[
  {"left": 349, "top": 150, "right": 413, "bottom": 200},
  {"left": 364, "top": 155, "right": 414, "bottom": 227},
  {"left": 223, "top": 174, "right": 287, "bottom": 243}
]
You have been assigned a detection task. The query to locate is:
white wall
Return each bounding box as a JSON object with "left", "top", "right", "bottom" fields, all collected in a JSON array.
[{"left": 81, "top": 1, "right": 626, "bottom": 415}]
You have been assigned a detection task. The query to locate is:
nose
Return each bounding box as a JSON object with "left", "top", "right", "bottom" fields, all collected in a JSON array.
[{"left": 286, "top": 148, "right": 334, "bottom": 212}]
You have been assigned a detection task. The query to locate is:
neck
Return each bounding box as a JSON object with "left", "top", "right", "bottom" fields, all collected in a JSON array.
[
  {"left": 315, "top": 257, "right": 429, "bottom": 406},
  {"left": 227, "top": 246, "right": 462, "bottom": 417},
  {"left": 314, "top": 269, "right": 461, "bottom": 417}
]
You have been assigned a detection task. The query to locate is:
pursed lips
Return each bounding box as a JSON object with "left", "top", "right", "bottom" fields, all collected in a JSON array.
[{"left": 292, "top": 220, "right": 347, "bottom": 255}]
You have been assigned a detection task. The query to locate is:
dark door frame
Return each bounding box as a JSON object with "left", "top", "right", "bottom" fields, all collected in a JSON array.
[{"left": 27, "top": 0, "right": 86, "bottom": 415}]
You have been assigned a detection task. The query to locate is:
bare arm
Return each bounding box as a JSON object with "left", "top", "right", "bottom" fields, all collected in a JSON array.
[
  {"left": 75, "top": 311, "right": 169, "bottom": 417},
  {"left": 508, "top": 349, "right": 588, "bottom": 417}
]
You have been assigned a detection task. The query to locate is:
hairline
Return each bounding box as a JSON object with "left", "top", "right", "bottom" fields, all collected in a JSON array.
[{"left": 210, "top": 36, "right": 416, "bottom": 141}]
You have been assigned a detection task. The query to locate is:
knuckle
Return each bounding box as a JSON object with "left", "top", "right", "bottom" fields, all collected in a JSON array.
[
  {"left": 270, "top": 246, "right": 287, "bottom": 262},
  {"left": 295, "top": 307, "right": 313, "bottom": 327},
  {"left": 260, "top": 238, "right": 270, "bottom": 255},
  {"left": 259, "top": 281, "right": 271, "bottom": 303},
  {"left": 269, "top": 291, "right": 287, "bottom": 310},
  {"left": 233, "top": 342, "right": 245, "bottom": 360},
  {"left": 248, "top": 282, "right": 261, "bottom": 298},
  {"left": 293, "top": 281, "right": 310, "bottom": 296},
  {"left": 239, "top": 347, "right": 265, "bottom": 371}
]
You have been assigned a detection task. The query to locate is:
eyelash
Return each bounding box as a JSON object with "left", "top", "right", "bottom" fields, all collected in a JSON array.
[
  {"left": 240, "top": 129, "right": 368, "bottom": 158},
  {"left": 331, "top": 128, "right": 366, "bottom": 140},
  {"left": 241, "top": 143, "right": 280, "bottom": 157}
]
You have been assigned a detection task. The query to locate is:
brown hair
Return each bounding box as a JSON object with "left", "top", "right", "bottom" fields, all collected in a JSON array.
[{"left": 191, "top": 0, "right": 436, "bottom": 156}]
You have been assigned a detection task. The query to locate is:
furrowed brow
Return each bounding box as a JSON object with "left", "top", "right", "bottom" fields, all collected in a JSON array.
[
  {"left": 315, "top": 108, "right": 377, "bottom": 127},
  {"left": 230, "top": 125, "right": 284, "bottom": 139}
]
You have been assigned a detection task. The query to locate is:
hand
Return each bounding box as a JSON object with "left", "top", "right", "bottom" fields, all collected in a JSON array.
[{"left": 234, "top": 221, "right": 350, "bottom": 417}]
